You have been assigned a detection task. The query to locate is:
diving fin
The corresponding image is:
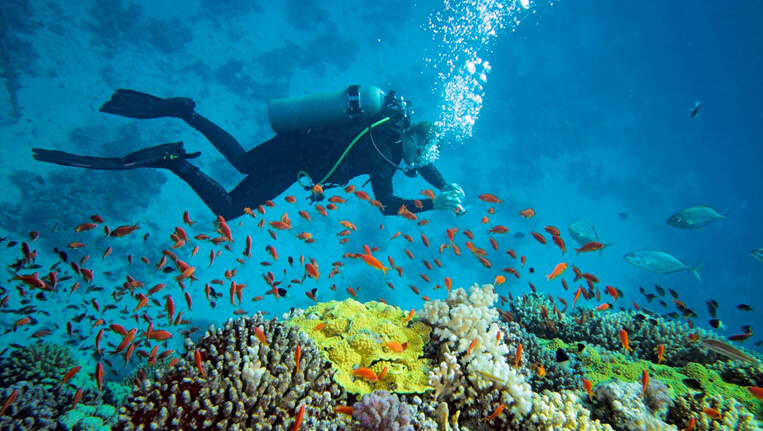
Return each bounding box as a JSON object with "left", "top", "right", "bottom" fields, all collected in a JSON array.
[
  {"left": 99, "top": 89, "right": 195, "bottom": 119},
  {"left": 32, "top": 142, "right": 200, "bottom": 171}
]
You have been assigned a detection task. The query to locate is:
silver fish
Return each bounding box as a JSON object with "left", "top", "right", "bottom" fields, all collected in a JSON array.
[
  {"left": 752, "top": 248, "right": 763, "bottom": 263},
  {"left": 623, "top": 250, "right": 702, "bottom": 282},
  {"left": 667, "top": 205, "right": 730, "bottom": 229},
  {"left": 568, "top": 222, "right": 599, "bottom": 246}
]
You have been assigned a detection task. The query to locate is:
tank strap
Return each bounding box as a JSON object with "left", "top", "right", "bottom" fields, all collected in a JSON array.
[{"left": 298, "top": 116, "right": 392, "bottom": 195}]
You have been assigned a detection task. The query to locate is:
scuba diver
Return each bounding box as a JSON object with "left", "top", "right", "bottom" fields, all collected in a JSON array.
[{"left": 32, "top": 86, "right": 465, "bottom": 220}]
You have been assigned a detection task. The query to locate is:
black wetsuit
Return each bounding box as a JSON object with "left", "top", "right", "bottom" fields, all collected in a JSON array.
[{"left": 171, "top": 108, "right": 447, "bottom": 220}]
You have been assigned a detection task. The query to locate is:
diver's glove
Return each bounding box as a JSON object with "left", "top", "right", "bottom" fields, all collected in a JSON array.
[
  {"left": 441, "top": 183, "right": 465, "bottom": 200},
  {"left": 433, "top": 188, "right": 464, "bottom": 211}
]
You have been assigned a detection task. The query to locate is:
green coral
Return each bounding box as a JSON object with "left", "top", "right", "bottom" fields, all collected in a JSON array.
[
  {"left": 289, "top": 299, "right": 432, "bottom": 395},
  {"left": 0, "top": 342, "right": 77, "bottom": 388},
  {"left": 577, "top": 342, "right": 762, "bottom": 418}
]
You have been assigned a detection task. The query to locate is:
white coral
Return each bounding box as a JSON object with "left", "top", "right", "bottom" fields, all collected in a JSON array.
[
  {"left": 467, "top": 355, "right": 533, "bottom": 417},
  {"left": 527, "top": 390, "right": 615, "bottom": 431},
  {"left": 428, "top": 352, "right": 461, "bottom": 400}
]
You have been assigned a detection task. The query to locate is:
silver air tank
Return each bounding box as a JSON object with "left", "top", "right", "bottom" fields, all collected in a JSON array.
[{"left": 268, "top": 85, "right": 385, "bottom": 133}]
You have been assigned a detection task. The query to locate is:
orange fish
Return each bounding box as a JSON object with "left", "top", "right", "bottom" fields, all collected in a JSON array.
[
  {"left": 748, "top": 386, "right": 763, "bottom": 400},
  {"left": 312, "top": 323, "right": 325, "bottom": 333},
  {"left": 295, "top": 345, "right": 302, "bottom": 374},
  {"left": 60, "top": 365, "right": 82, "bottom": 387},
  {"left": 655, "top": 344, "right": 665, "bottom": 364},
  {"left": 545, "top": 262, "right": 567, "bottom": 281},
  {"left": 444, "top": 277, "right": 452, "bottom": 292},
  {"left": 467, "top": 338, "right": 478, "bottom": 356},
  {"left": 494, "top": 275, "right": 506, "bottom": 286},
  {"left": 518, "top": 208, "right": 535, "bottom": 218},
  {"left": 292, "top": 404, "right": 305, "bottom": 431},
  {"left": 641, "top": 369, "right": 649, "bottom": 397},
  {"left": 346, "top": 287, "right": 358, "bottom": 298},
  {"left": 514, "top": 343, "right": 523, "bottom": 368},
  {"left": 183, "top": 210, "right": 196, "bottom": 226},
  {"left": 531, "top": 231, "right": 547, "bottom": 244},
  {"left": 379, "top": 366, "right": 388, "bottom": 379},
  {"left": 334, "top": 406, "right": 354, "bottom": 416},
  {"left": 575, "top": 241, "right": 606, "bottom": 254},
  {"left": 75, "top": 223, "right": 98, "bottom": 232},
  {"left": 352, "top": 367, "right": 378, "bottom": 381},
  {"left": 95, "top": 362, "right": 104, "bottom": 392},
  {"left": 482, "top": 404, "right": 504, "bottom": 422},
  {"left": 552, "top": 235, "right": 566, "bottom": 254},
  {"left": 702, "top": 408, "right": 722, "bottom": 419},
  {"left": 478, "top": 194, "right": 502, "bottom": 204},
  {"left": 305, "top": 263, "right": 320, "bottom": 281},
  {"left": 71, "top": 387, "right": 83, "bottom": 410},
  {"left": 402, "top": 309, "right": 415, "bottom": 324},
  {"left": 595, "top": 303, "right": 610, "bottom": 312},
  {"left": 195, "top": 350, "right": 205, "bottom": 377},
  {"left": 359, "top": 251, "right": 389, "bottom": 275},
  {"left": 254, "top": 326, "right": 269, "bottom": 346},
  {"left": 385, "top": 341, "right": 408, "bottom": 353},
  {"left": 681, "top": 417, "right": 695, "bottom": 431},
  {"left": 605, "top": 285, "right": 619, "bottom": 302},
  {"left": 1, "top": 389, "right": 18, "bottom": 416},
  {"left": 618, "top": 329, "right": 633, "bottom": 352},
  {"left": 581, "top": 379, "right": 596, "bottom": 403},
  {"left": 110, "top": 222, "right": 140, "bottom": 237}
]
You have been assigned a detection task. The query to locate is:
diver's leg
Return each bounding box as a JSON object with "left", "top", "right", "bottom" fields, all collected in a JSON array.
[
  {"left": 169, "top": 161, "right": 242, "bottom": 220},
  {"left": 181, "top": 111, "right": 250, "bottom": 174},
  {"left": 169, "top": 160, "right": 296, "bottom": 220}
]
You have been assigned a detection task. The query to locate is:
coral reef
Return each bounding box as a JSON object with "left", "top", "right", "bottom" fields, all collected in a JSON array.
[
  {"left": 59, "top": 403, "right": 117, "bottom": 431},
  {"left": 668, "top": 393, "right": 763, "bottom": 431},
  {"left": 421, "top": 283, "right": 534, "bottom": 428},
  {"left": 353, "top": 390, "right": 414, "bottom": 431},
  {"left": 289, "top": 299, "right": 432, "bottom": 395},
  {"left": 0, "top": 341, "right": 77, "bottom": 388},
  {"left": 0, "top": 381, "right": 84, "bottom": 430},
  {"left": 510, "top": 293, "right": 763, "bottom": 370},
  {"left": 522, "top": 390, "right": 615, "bottom": 431},
  {"left": 116, "top": 315, "right": 348, "bottom": 430},
  {"left": 591, "top": 379, "right": 676, "bottom": 431},
  {"left": 513, "top": 333, "right": 585, "bottom": 393}
]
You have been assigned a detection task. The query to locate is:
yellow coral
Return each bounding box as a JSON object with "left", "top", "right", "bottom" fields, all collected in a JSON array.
[{"left": 289, "top": 299, "right": 432, "bottom": 395}]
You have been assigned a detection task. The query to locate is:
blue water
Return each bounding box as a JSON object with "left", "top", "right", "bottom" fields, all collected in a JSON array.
[{"left": 0, "top": 0, "right": 761, "bottom": 413}]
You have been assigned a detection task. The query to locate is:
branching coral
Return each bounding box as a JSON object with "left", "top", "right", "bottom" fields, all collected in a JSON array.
[
  {"left": 115, "top": 315, "right": 347, "bottom": 430},
  {"left": 352, "top": 390, "right": 414, "bottom": 431},
  {"left": 0, "top": 342, "right": 77, "bottom": 388}
]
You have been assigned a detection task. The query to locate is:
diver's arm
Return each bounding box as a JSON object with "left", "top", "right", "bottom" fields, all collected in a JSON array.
[
  {"left": 417, "top": 163, "right": 447, "bottom": 190},
  {"left": 370, "top": 176, "right": 434, "bottom": 215}
]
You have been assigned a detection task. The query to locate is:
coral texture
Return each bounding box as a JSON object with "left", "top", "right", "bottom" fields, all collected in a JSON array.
[
  {"left": 420, "top": 283, "right": 534, "bottom": 427},
  {"left": 0, "top": 342, "right": 77, "bottom": 388},
  {"left": 352, "top": 390, "right": 414, "bottom": 431},
  {"left": 289, "top": 299, "right": 432, "bottom": 395},
  {"left": 116, "top": 315, "right": 348, "bottom": 430},
  {"left": 523, "top": 390, "right": 615, "bottom": 431}
]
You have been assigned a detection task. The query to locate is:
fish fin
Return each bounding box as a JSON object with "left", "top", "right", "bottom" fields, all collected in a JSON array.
[{"left": 690, "top": 263, "right": 703, "bottom": 283}]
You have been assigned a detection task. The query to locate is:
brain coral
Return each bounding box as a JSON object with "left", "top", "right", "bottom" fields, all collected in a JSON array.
[
  {"left": 289, "top": 299, "right": 432, "bottom": 395},
  {"left": 115, "top": 315, "right": 348, "bottom": 430}
]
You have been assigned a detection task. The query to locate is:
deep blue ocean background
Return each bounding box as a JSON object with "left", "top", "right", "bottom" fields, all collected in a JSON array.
[{"left": 0, "top": 0, "right": 761, "bottom": 387}]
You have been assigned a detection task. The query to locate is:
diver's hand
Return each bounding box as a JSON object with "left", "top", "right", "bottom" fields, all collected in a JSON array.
[
  {"left": 441, "top": 183, "right": 465, "bottom": 200},
  {"left": 433, "top": 189, "right": 463, "bottom": 211}
]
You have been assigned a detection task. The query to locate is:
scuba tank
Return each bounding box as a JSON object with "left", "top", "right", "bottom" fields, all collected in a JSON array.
[{"left": 268, "top": 85, "right": 386, "bottom": 133}]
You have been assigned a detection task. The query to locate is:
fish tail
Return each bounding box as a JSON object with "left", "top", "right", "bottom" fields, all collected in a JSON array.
[{"left": 690, "top": 263, "right": 704, "bottom": 283}]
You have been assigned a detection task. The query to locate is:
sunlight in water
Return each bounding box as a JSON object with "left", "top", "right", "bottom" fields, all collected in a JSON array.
[{"left": 423, "top": 0, "right": 542, "bottom": 163}]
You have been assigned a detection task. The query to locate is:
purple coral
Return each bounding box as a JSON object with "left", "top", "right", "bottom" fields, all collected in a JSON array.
[{"left": 352, "top": 390, "right": 414, "bottom": 431}]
